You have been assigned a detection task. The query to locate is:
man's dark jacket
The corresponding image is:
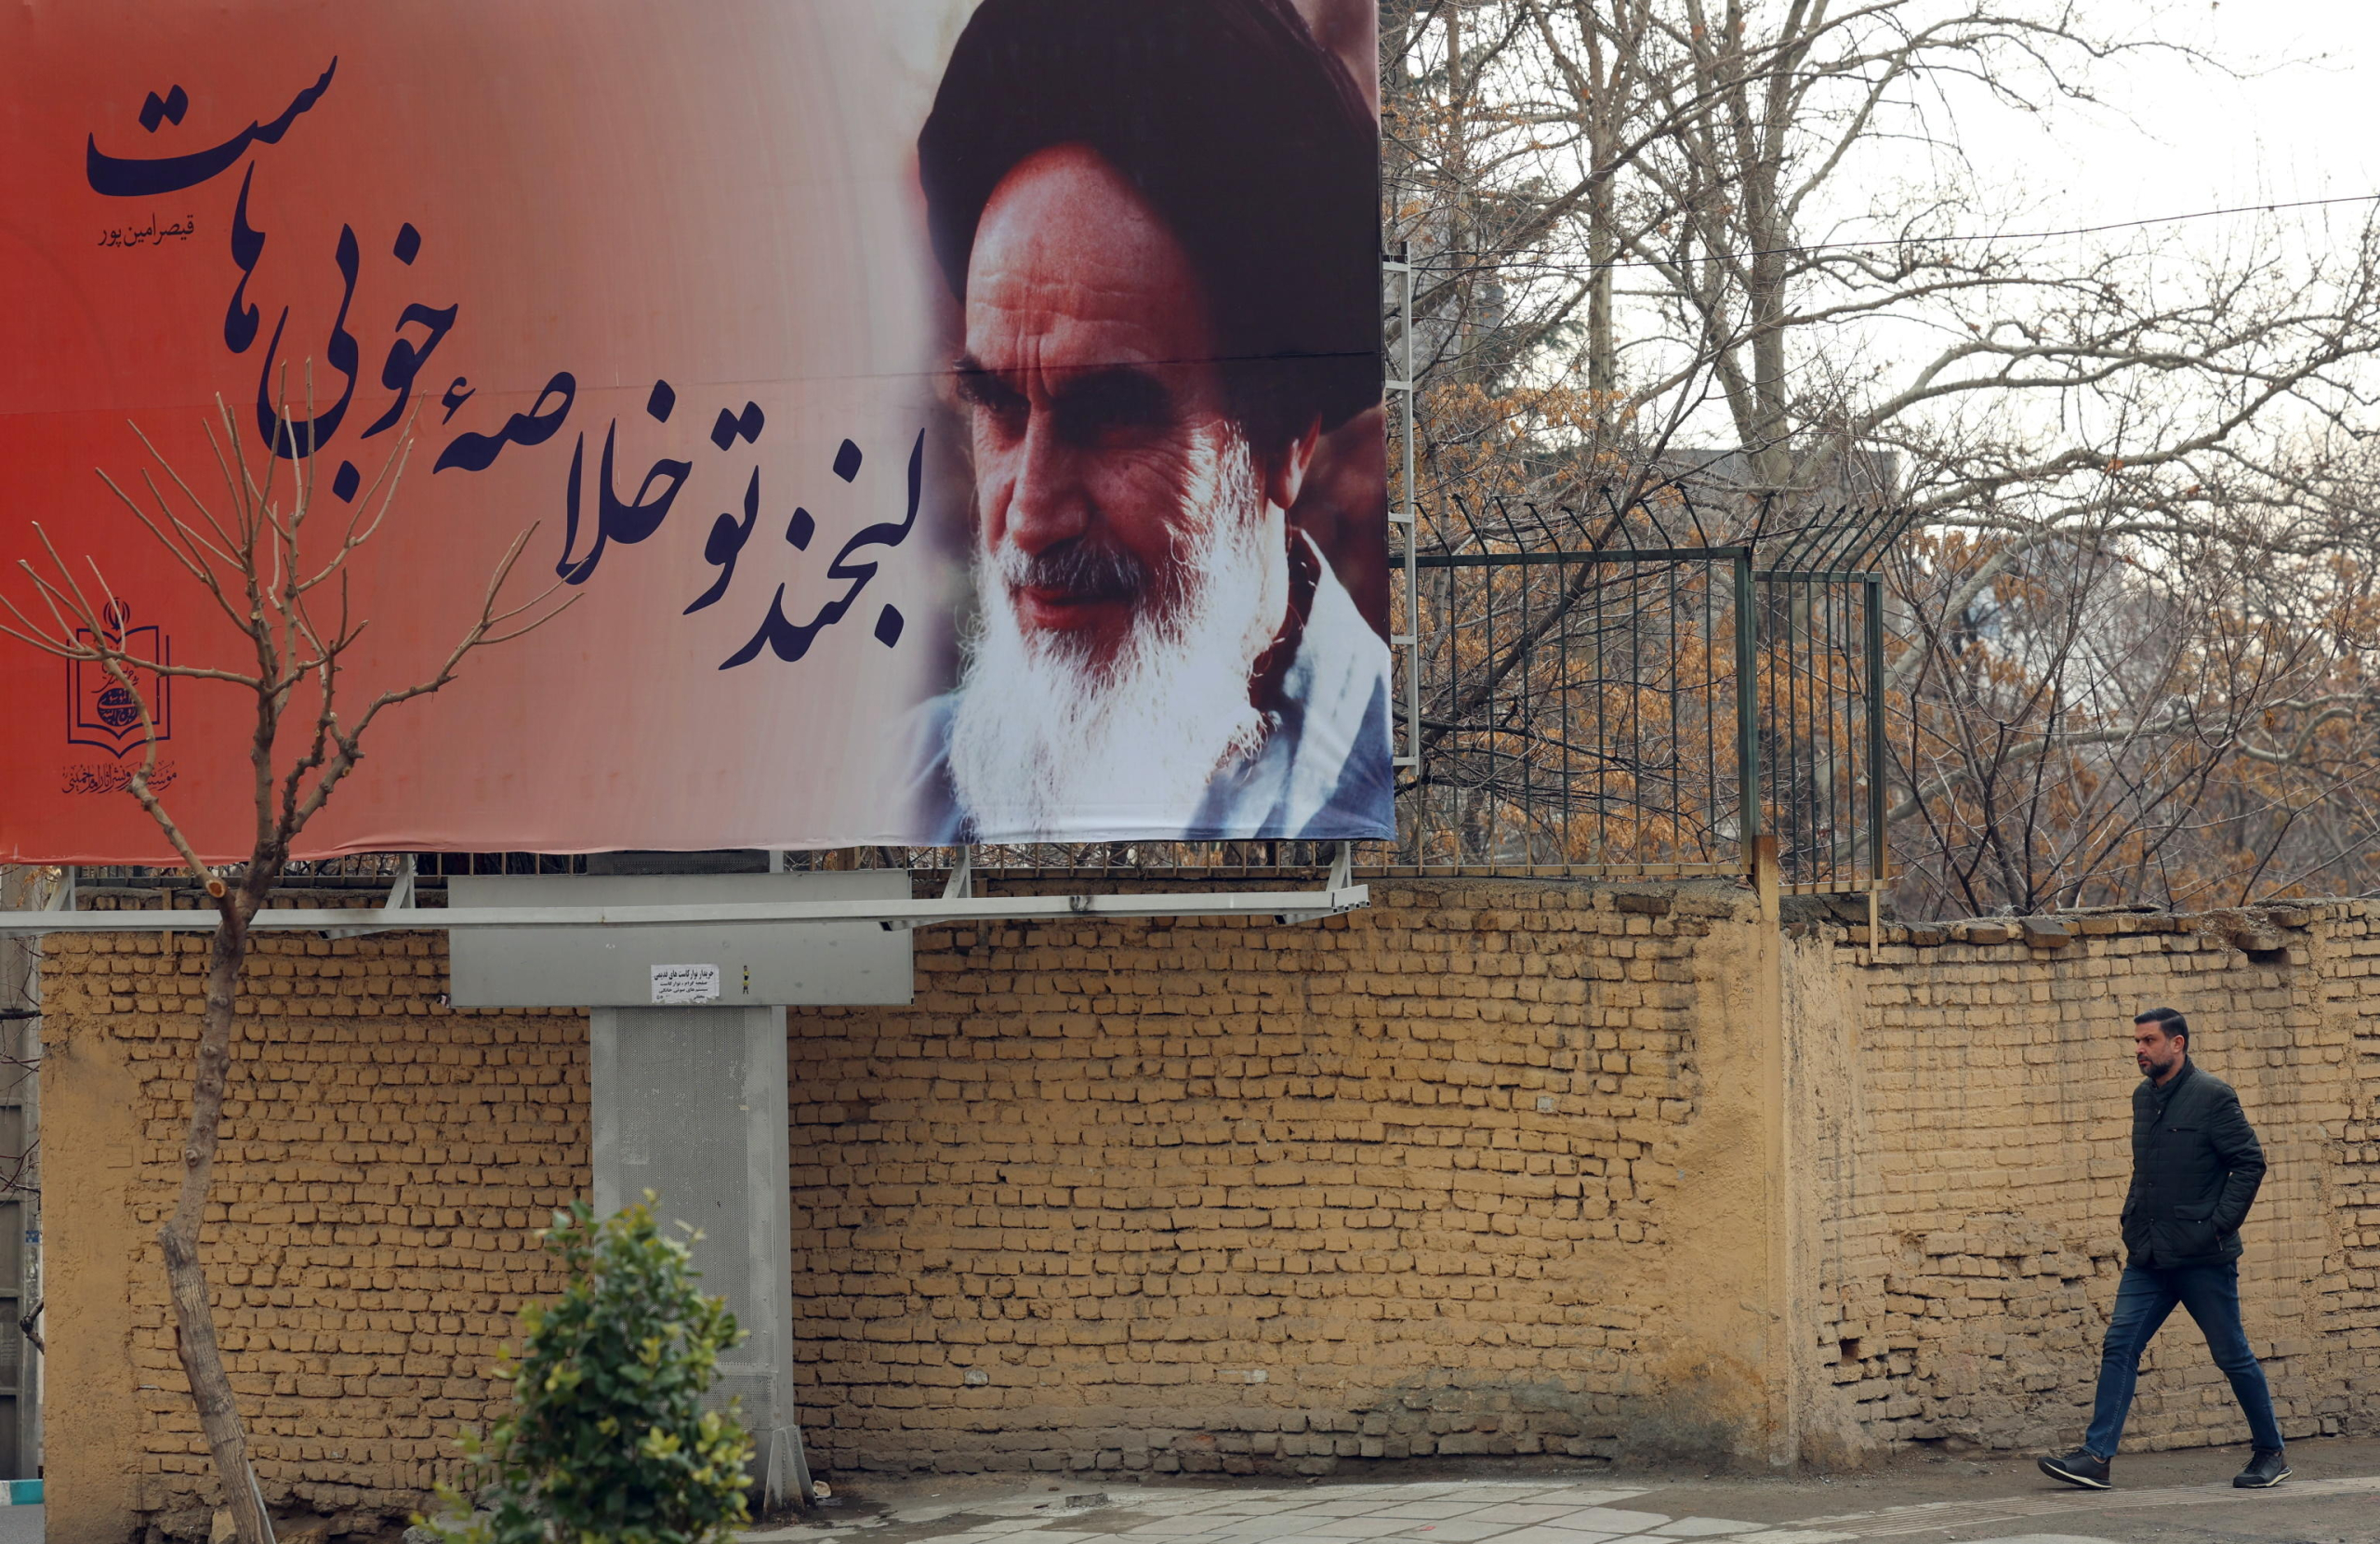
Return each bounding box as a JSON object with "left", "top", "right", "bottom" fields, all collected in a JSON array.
[{"left": 2121, "top": 1058, "right": 2266, "bottom": 1268}]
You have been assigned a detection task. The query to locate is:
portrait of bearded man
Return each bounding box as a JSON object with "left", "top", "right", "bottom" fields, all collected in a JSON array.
[{"left": 901, "top": 0, "right": 1394, "bottom": 843}]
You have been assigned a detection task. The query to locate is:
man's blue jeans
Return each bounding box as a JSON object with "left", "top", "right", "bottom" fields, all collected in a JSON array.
[{"left": 2085, "top": 1260, "right": 2283, "bottom": 1458}]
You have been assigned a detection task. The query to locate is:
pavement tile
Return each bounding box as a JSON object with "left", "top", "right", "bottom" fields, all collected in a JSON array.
[
  {"left": 1285, "top": 1519, "right": 1435, "bottom": 1538},
  {"left": 1462, "top": 1506, "right": 1590, "bottom": 1525},
  {"left": 1468, "top": 1488, "right": 1590, "bottom": 1500},
  {"left": 1540, "top": 1510, "right": 1671, "bottom": 1534},
  {"left": 749, "top": 1450, "right": 2380, "bottom": 1544},
  {"left": 1119, "top": 1522, "right": 1233, "bottom": 1537},
  {"left": 1353, "top": 1487, "right": 1466, "bottom": 1500},
  {"left": 1197, "top": 1522, "right": 1303, "bottom": 1534},
  {"left": 1307, "top": 1488, "right": 1412, "bottom": 1500},
  {"left": 1202, "top": 1523, "right": 1327, "bottom": 1541}
]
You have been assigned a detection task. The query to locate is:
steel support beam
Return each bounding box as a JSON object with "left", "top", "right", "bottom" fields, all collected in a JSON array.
[
  {"left": 1385, "top": 247, "right": 1422, "bottom": 777},
  {"left": 1734, "top": 551, "right": 1761, "bottom": 871},
  {"left": 0, "top": 884, "right": 1371, "bottom": 935}
]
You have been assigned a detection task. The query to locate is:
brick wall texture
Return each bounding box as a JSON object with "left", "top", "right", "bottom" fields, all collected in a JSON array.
[
  {"left": 776, "top": 882, "right": 1767, "bottom": 1482},
  {"left": 41, "top": 881, "right": 2380, "bottom": 1542},
  {"left": 42, "top": 926, "right": 589, "bottom": 1542},
  {"left": 1788, "top": 904, "right": 2380, "bottom": 1460}
]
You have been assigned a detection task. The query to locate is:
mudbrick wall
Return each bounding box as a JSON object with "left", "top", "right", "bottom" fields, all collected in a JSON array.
[
  {"left": 43, "top": 881, "right": 2380, "bottom": 1544},
  {"left": 47, "top": 881, "right": 1778, "bottom": 1544},
  {"left": 44, "top": 924, "right": 590, "bottom": 1544},
  {"left": 776, "top": 882, "right": 1774, "bottom": 1479},
  {"left": 1786, "top": 905, "right": 2380, "bottom": 1462}
]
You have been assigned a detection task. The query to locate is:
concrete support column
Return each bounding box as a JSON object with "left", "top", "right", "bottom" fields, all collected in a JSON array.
[{"left": 590, "top": 1007, "right": 810, "bottom": 1509}]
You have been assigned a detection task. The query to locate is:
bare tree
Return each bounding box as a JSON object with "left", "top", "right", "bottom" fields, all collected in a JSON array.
[
  {"left": 1885, "top": 481, "right": 2380, "bottom": 914},
  {"left": 1380, "top": 1, "right": 2380, "bottom": 904},
  {"left": 0, "top": 394, "right": 567, "bottom": 1544}
]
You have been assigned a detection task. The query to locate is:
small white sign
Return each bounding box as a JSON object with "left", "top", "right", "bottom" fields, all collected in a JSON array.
[{"left": 650, "top": 963, "right": 722, "bottom": 1004}]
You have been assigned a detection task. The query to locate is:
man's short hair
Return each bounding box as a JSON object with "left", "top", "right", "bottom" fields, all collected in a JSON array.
[
  {"left": 918, "top": 0, "right": 1382, "bottom": 450},
  {"left": 2135, "top": 1006, "right": 2189, "bottom": 1046}
]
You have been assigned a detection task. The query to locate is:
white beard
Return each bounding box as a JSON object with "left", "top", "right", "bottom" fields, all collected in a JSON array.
[{"left": 947, "top": 436, "right": 1276, "bottom": 839}]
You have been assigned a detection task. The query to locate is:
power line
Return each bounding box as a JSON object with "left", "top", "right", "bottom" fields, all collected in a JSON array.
[{"left": 1407, "top": 191, "right": 2380, "bottom": 273}]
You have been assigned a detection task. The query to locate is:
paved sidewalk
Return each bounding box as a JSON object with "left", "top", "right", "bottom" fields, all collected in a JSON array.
[{"left": 750, "top": 1438, "right": 2380, "bottom": 1544}]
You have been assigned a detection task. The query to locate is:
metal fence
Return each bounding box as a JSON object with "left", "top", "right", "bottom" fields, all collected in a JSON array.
[
  {"left": 1384, "top": 495, "right": 1905, "bottom": 891},
  {"left": 66, "top": 495, "right": 1907, "bottom": 897},
  {"left": 1754, "top": 521, "right": 1903, "bottom": 895},
  {"left": 1399, "top": 534, "right": 1752, "bottom": 876}
]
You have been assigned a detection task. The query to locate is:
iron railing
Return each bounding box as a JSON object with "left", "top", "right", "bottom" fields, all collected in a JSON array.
[
  {"left": 1380, "top": 494, "right": 1905, "bottom": 891},
  {"left": 1752, "top": 506, "right": 1907, "bottom": 894},
  {"left": 1398, "top": 539, "right": 1754, "bottom": 876}
]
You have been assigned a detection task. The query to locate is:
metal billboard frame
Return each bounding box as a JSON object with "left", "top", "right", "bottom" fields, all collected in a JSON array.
[{"left": 0, "top": 844, "right": 1369, "bottom": 937}]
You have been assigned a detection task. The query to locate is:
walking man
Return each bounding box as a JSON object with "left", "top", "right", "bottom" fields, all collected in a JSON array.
[{"left": 2039, "top": 1008, "right": 2288, "bottom": 1490}]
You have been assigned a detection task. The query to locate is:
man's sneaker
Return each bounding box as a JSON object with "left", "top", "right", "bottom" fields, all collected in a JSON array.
[
  {"left": 2038, "top": 1448, "right": 2112, "bottom": 1489},
  {"left": 2233, "top": 1449, "right": 2291, "bottom": 1488}
]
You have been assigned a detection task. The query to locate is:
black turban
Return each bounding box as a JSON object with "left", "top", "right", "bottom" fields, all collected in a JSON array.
[{"left": 918, "top": 0, "right": 1382, "bottom": 444}]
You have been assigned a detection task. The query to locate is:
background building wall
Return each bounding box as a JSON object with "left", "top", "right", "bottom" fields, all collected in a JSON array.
[{"left": 38, "top": 883, "right": 2380, "bottom": 1544}]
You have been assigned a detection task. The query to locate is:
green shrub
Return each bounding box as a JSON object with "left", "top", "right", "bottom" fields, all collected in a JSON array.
[{"left": 428, "top": 1197, "right": 754, "bottom": 1544}]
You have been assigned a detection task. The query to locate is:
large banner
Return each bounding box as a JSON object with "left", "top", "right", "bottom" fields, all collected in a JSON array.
[{"left": 0, "top": 0, "right": 1389, "bottom": 862}]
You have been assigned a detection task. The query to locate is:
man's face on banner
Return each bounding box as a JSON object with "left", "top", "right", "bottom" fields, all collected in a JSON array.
[
  {"left": 945, "top": 143, "right": 1313, "bottom": 832},
  {"left": 955, "top": 145, "right": 1289, "bottom": 676}
]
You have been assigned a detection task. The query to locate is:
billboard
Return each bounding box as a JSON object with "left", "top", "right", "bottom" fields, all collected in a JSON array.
[{"left": 0, "top": 0, "right": 1389, "bottom": 862}]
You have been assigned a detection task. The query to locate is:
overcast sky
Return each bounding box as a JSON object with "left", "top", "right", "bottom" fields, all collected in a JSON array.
[{"left": 1958, "top": 0, "right": 2380, "bottom": 233}]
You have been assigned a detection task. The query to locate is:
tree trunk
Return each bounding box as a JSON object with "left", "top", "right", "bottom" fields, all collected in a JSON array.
[
  {"left": 1587, "top": 169, "right": 1616, "bottom": 404},
  {"left": 157, "top": 898, "right": 273, "bottom": 1544}
]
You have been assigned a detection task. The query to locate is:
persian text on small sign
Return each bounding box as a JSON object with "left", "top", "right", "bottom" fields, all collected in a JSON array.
[{"left": 650, "top": 963, "right": 721, "bottom": 1004}]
